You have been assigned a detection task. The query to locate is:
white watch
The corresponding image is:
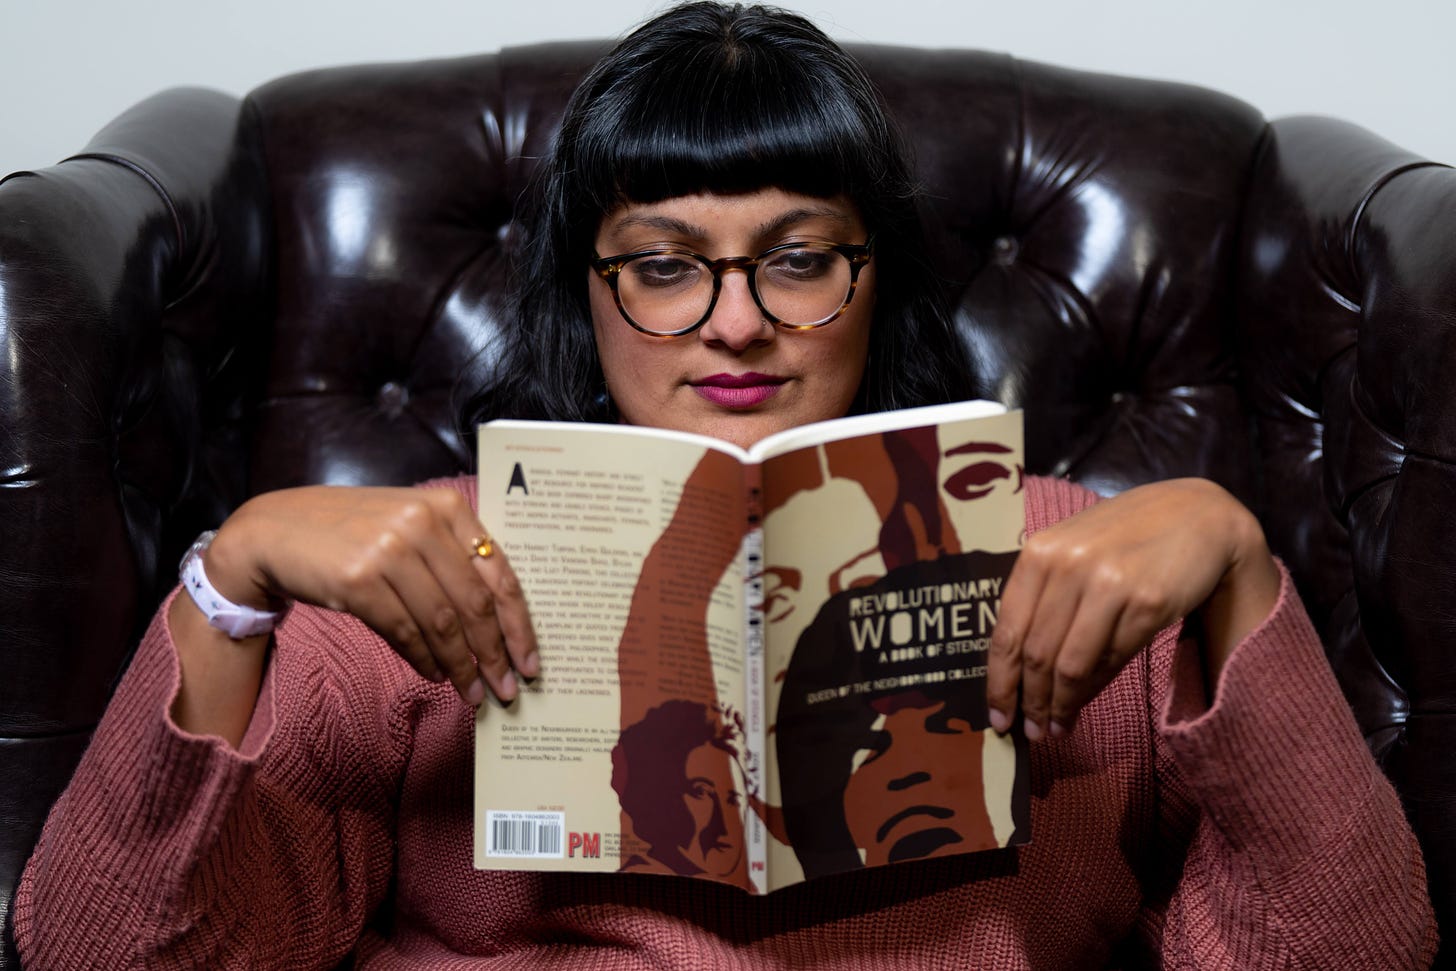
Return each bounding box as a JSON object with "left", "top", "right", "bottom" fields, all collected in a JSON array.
[{"left": 178, "top": 530, "right": 290, "bottom": 639}]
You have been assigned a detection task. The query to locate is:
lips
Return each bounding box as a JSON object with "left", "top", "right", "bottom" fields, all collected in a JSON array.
[{"left": 690, "top": 372, "right": 787, "bottom": 409}]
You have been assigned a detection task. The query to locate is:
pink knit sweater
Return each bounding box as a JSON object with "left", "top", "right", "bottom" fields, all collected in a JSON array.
[{"left": 16, "top": 476, "right": 1438, "bottom": 970}]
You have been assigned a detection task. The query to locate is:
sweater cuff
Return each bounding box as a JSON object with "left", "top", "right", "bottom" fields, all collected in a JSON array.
[
  {"left": 90, "top": 589, "right": 275, "bottom": 849},
  {"left": 1158, "top": 561, "right": 1378, "bottom": 867},
  {"left": 159, "top": 586, "right": 280, "bottom": 759}
]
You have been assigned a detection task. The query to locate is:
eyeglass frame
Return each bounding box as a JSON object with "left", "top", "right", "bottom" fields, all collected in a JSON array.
[{"left": 590, "top": 237, "right": 875, "bottom": 338}]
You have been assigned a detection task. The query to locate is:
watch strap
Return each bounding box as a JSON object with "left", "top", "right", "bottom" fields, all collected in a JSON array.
[{"left": 179, "top": 530, "right": 289, "bottom": 639}]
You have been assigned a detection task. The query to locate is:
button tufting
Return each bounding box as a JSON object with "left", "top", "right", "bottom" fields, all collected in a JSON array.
[
  {"left": 991, "top": 236, "right": 1019, "bottom": 265},
  {"left": 376, "top": 381, "right": 410, "bottom": 418}
]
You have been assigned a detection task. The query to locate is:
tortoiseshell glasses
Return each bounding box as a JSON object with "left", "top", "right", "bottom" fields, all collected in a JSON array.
[{"left": 591, "top": 238, "right": 874, "bottom": 337}]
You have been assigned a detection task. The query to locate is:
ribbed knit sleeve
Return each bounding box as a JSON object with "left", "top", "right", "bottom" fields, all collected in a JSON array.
[
  {"left": 1025, "top": 476, "right": 1436, "bottom": 970},
  {"left": 1148, "top": 575, "right": 1438, "bottom": 969},
  {"left": 14, "top": 591, "right": 413, "bottom": 970}
]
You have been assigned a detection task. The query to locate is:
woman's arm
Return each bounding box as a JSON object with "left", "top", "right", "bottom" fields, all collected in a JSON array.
[
  {"left": 17, "top": 477, "right": 534, "bottom": 966},
  {"left": 1141, "top": 573, "right": 1438, "bottom": 968},
  {"left": 171, "top": 484, "right": 539, "bottom": 747},
  {"left": 17, "top": 593, "right": 410, "bottom": 969},
  {"left": 1001, "top": 476, "right": 1436, "bottom": 966}
]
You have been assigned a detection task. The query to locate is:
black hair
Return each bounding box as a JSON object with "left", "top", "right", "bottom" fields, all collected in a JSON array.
[{"left": 460, "top": 1, "right": 973, "bottom": 431}]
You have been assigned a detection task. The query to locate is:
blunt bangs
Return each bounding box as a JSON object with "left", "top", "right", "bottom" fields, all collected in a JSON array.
[{"left": 562, "top": 4, "right": 896, "bottom": 223}]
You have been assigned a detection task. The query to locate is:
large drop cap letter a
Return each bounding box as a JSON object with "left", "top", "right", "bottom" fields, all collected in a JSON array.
[{"left": 507, "top": 462, "right": 529, "bottom": 495}]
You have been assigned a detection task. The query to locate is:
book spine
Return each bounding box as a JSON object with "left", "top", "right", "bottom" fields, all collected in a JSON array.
[{"left": 743, "top": 464, "right": 768, "bottom": 892}]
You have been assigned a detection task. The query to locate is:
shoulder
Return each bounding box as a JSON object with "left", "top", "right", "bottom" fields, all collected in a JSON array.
[{"left": 1023, "top": 475, "right": 1100, "bottom": 535}]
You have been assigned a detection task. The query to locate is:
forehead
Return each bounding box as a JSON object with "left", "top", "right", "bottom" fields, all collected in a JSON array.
[{"left": 597, "top": 188, "right": 863, "bottom": 242}]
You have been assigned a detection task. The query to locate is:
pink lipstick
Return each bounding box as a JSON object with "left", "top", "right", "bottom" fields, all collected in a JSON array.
[{"left": 690, "top": 372, "right": 786, "bottom": 409}]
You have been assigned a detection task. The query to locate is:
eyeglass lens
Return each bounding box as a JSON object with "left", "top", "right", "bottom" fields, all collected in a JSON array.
[{"left": 617, "top": 247, "right": 854, "bottom": 334}]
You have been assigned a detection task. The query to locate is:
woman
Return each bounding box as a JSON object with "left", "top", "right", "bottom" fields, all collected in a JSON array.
[{"left": 15, "top": 3, "right": 1437, "bottom": 969}]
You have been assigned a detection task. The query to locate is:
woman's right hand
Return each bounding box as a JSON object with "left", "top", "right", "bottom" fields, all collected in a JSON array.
[{"left": 172, "top": 485, "right": 538, "bottom": 741}]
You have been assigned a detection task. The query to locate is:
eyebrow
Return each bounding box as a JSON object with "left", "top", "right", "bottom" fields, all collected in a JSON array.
[
  {"left": 943, "top": 441, "right": 1015, "bottom": 458},
  {"left": 754, "top": 206, "right": 855, "bottom": 240},
  {"left": 610, "top": 213, "right": 704, "bottom": 238},
  {"left": 763, "top": 565, "right": 803, "bottom": 589},
  {"left": 607, "top": 205, "right": 855, "bottom": 246}
]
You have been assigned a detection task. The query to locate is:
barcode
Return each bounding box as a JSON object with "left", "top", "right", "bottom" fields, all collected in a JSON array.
[{"left": 485, "top": 810, "right": 565, "bottom": 858}]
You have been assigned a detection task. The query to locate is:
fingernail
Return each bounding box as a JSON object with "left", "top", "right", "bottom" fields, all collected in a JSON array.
[
  {"left": 464, "top": 679, "right": 487, "bottom": 706},
  {"left": 988, "top": 708, "right": 1010, "bottom": 734},
  {"left": 1023, "top": 717, "right": 1044, "bottom": 742},
  {"left": 520, "top": 650, "right": 540, "bottom": 680},
  {"left": 429, "top": 664, "right": 448, "bottom": 683},
  {"left": 483, "top": 669, "right": 517, "bottom": 707},
  {"left": 1049, "top": 720, "right": 1068, "bottom": 739}
]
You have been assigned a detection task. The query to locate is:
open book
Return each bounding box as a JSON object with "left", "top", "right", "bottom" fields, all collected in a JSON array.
[{"left": 474, "top": 400, "right": 1030, "bottom": 893}]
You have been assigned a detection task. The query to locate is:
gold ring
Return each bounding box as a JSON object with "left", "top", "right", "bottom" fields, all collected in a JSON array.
[{"left": 470, "top": 534, "right": 494, "bottom": 559}]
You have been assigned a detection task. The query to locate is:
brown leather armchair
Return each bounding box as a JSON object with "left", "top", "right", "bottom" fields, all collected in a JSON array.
[{"left": 3, "top": 41, "right": 1454, "bottom": 968}]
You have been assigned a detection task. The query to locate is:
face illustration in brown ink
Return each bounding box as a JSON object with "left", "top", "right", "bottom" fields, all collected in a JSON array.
[
  {"left": 679, "top": 738, "right": 747, "bottom": 877},
  {"left": 841, "top": 691, "right": 996, "bottom": 867},
  {"left": 611, "top": 700, "right": 748, "bottom": 882},
  {"left": 934, "top": 424, "right": 1023, "bottom": 553}
]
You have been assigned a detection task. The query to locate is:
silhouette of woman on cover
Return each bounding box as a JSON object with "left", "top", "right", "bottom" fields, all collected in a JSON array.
[
  {"left": 611, "top": 449, "right": 757, "bottom": 887},
  {"left": 611, "top": 699, "right": 748, "bottom": 881}
]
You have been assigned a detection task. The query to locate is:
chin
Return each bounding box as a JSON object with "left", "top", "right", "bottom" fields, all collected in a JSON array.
[{"left": 704, "top": 408, "right": 827, "bottom": 449}]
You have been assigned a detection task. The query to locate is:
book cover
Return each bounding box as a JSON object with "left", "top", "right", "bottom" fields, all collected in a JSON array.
[{"left": 474, "top": 402, "right": 1028, "bottom": 892}]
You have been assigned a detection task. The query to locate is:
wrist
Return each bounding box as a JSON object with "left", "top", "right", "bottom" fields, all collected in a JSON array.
[
  {"left": 1200, "top": 507, "right": 1281, "bottom": 683},
  {"left": 204, "top": 516, "right": 284, "bottom": 611},
  {"left": 179, "top": 529, "right": 290, "bottom": 639}
]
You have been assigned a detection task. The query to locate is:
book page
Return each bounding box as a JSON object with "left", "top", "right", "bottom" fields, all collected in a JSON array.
[
  {"left": 759, "top": 409, "right": 1029, "bottom": 889},
  {"left": 474, "top": 422, "right": 763, "bottom": 891}
]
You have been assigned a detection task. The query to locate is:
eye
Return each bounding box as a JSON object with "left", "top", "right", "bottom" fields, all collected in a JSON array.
[
  {"left": 762, "top": 247, "right": 835, "bottom": 282},
  {"left": 943, "top": 461, "right": 1012, "bottom": 501},
  {"left": 761, "top": 568, "right": 800, "bottom": 623},
  {"left": 627, "top": 255, "right": 702, "bottom": 289},
  {"left": 853, "top": 729, "right": 891, "bottom": 768},
  {"left": 923, "top": 706, "right": 971, "bottom": 735},
  {"left": 764, "top": 592, "right": 794, "bottom": 623}
]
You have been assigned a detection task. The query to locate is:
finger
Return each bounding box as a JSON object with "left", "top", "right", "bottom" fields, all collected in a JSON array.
[
  {"left": 375, "top": 531, "right": 495, "bottom": 705},
  {"left": 410, "top": 524, "right": 518, "bottom": 702},
  {"left": 395, "top": 491, "right": 521, "bottom": 704},
  {"left": 341, "top": 565, "right": 449, "bottom": 686},
  {"left": 1017, "top": 573, "right": 1081, "bottom": 742},
  {"left": 470, "top": 544, "right": 540, "bottom": 679},
  {"left": 987, "top": 545, "right": 1048, "bottom": 733},
  {"left": 1045, "top": 592, "right": 1122, "bottom": 737},
  {"left": 434, "top": 495, "right": 542, "bottom": 679}
]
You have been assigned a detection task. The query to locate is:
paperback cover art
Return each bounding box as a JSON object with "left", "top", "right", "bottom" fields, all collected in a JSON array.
[{"left": 475, "top": 402, "right": 1028, "bottom": 892}]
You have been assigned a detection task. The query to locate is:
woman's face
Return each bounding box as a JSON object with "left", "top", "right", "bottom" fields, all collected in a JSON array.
[
  {"left": 590, "top": 188, "right": 875, "bottom": 450},
  {"left": 842, "top": 699, "right": 998, "bottom": 868},
  {"left": 679, "top": 741, "right": 746, "bottom": 878}
]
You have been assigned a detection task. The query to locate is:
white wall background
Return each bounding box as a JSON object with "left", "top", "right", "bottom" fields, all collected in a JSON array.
[{"left": 2, "top": 0, "right": 1453, "bottom": 177}]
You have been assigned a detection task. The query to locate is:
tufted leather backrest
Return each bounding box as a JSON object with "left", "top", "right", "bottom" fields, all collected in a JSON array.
[
  {"left": 3, "top": 41, "right": 1454, "bottom": 968},
  {"left": 1237, "top": 116, "right": 1456, "bottom": 944}
]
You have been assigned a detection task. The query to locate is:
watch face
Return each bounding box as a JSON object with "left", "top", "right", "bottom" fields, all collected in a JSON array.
[{"left": 179, "top": 530, "right": 218, "bottom": 577}]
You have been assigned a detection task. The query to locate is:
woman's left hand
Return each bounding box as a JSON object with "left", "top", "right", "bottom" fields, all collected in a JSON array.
[{"left": 985, "top": 478, "right": 1281, "bottom": 740}]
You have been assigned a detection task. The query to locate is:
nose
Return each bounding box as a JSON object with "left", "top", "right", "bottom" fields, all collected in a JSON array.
[
  {"left": 698, "top": 795, "right": 728, "bottom": 852},
  {"left": 698, "top": 269, "right": 774, "bottom": 351}
]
